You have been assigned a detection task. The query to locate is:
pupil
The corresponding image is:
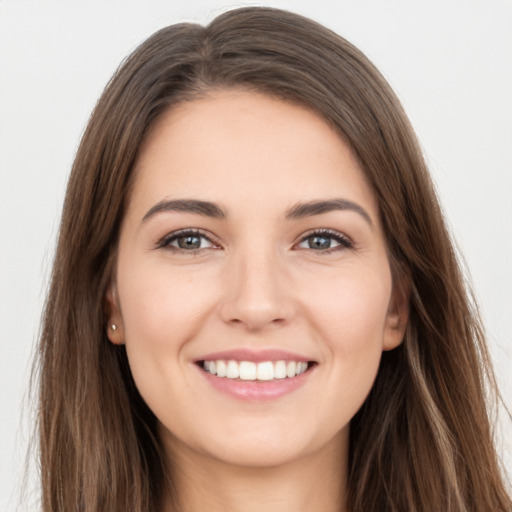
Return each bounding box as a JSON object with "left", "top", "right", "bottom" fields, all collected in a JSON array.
[
  {"left": 178, "top": 235, "right": 201, "bottom": 249},
  {"left": 309, "top": 235, "right": 331, "bottom": 249}
]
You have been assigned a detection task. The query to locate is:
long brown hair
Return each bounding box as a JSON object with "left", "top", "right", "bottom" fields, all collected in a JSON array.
[{"left": 35, "top": 7, "right": 511, "bottom": 511}]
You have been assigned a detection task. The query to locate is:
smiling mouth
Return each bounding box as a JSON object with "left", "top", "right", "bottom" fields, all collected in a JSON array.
[{"left": 198, "top": 360, "right": 316, "bottom": 382}]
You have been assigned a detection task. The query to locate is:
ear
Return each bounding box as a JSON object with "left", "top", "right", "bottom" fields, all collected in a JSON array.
[
  {"left": 104, "top": 284, "right": 125, "bottom": 345},
  {"left": 382, "top": 279, "right": 410, "bottom": 351}
]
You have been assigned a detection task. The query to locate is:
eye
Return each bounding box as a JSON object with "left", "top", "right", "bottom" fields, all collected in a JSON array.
[
  {"left": 295, "top": 229, "right": 353, "bottom": 252},
  {"left": 157, "top": 229, "right": 219, "bottom": 253}
]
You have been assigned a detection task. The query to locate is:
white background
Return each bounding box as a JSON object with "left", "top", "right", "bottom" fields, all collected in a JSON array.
[{"left": 1, "top": 0, "right": 511, "bottom": 509}]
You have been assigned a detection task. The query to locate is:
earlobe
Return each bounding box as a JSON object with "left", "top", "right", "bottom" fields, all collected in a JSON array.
[
  {"left": 383, "top": 280, "right": 410, "bottom": 351},
  {"left": 105, "top": 286, "right": 125, "bottom": 345}
]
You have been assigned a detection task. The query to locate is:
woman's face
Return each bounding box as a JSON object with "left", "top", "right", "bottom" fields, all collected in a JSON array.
[{"left": 107, "top": 90, "right": 408, "bottom": 469}]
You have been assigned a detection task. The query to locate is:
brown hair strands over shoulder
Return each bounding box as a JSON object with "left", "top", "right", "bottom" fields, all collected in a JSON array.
[{"left": 35, "top": 6, "right": 511, "bottom": 512}]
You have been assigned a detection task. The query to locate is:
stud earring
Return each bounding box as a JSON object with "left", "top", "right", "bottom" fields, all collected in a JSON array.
[{"left": 111, "top": 324, "right": 117, "bottom": 331}]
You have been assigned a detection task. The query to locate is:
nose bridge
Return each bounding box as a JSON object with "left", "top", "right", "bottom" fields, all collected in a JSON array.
[{"left": 220, "top": 239, "right": 292, "bottom": 330}]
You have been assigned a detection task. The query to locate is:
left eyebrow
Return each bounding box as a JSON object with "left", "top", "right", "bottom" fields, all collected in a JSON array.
[
  {"left": 285, "top": 199, "right": 374, "bottom": 228},
  {"left": 142, "top": 199, "right": 227, "bottom": 222}
]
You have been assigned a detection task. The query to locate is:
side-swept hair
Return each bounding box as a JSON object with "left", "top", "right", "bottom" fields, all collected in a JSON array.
[{"left": 36, "top": 7, "right": 511, "bottom": 511}]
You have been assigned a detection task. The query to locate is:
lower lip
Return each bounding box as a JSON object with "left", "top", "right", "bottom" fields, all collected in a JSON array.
[{"left": 197, "top": 365, "right": 314, "bottom": 401}]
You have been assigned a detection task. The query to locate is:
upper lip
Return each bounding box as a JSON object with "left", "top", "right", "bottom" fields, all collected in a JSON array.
[{"left": 195, "top": 348, "right": 314, "bottom": 363}]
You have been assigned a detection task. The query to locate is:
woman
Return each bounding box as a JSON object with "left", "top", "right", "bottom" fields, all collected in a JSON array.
[{"left": 35, "top": 6, "right": 511, "bottom": 512}]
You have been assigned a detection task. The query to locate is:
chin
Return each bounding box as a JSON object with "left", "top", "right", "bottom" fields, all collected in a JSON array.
[
  {"left": 161, "top": 414, "right": 348, "bottom": 471},
  {"left": 203, "top": 440, "right": 312, "bottom": 469}
]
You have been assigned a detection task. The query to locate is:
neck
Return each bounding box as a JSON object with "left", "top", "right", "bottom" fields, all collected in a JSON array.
[{"left": 161, "top": 430, "right": 348, "bottom": 512}]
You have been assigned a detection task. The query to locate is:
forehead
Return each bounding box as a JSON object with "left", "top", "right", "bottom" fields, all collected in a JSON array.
[{"left": 130, "top": 89, "right": 378, "bottom": 219}]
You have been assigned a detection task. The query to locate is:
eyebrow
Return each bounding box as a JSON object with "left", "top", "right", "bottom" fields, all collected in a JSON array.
[
  {"left": 285, "top": 198, "right": 373, "bottom": 227},
  {"left": 142, "top": 197, "right": 373, "bottom": 227},
  {"left": 142, "top": 199, "right": 227, "bottom": 221}
]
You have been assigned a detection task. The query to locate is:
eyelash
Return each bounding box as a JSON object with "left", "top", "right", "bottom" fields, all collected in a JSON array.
[
  {"left": 296, "top": 229, "right": 354, "bottom": 253},
  {"left": 156, "top": 228, "right": 353, "bottom": 255},
  {"left": 156, "top": 229, "right": 218, "bottom": 254}
]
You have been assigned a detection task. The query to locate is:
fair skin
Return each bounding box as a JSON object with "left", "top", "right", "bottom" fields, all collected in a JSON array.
[{"left": 107, "top": 89, "right": 408, "bottom": 512}]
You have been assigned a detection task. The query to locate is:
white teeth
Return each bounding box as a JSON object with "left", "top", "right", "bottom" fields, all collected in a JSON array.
[
  {"left": 296, "top": 362, "right": 307, "bottom": 375},
  {"left": 216, "top": 360, "right": 227, "bottom": 377},
  {"left": 226, "top": 360, "right": 240, "bottom": 379},
  {"left": 257, "top": 361, "right": 275, "bottom": 381},
  {"left": 274, "top": 360, "right": 287, "bottom": 379},
  {"left": 239, "top": 361, "right": 257, "bottom": 380},
  {"left": 202, "top": 359, "right": 310, "bottom": 381}
]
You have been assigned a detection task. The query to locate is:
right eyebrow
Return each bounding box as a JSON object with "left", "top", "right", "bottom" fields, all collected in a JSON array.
[
  {"left": 142, "top": 199, "right": 228, "bottom": 222},
  {"left": 285, "top": 198, "right": 373, "bottom": 228}
]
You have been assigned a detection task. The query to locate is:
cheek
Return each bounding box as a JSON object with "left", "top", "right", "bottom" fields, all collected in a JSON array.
[
  {"left": 116, "top": 259, "right": 220, "bottom": 393},
  {"left": 116, "top": 260, "right": 220, "bottom": 422},
  {"left": 300, "top": 262, "right": 392, "bottom": 351},
  {"left": 304, "top": 266, "right": 391, "bottom": 422},
  {"left": 119, "top": 260, "right": 214, "bottom": 340}
]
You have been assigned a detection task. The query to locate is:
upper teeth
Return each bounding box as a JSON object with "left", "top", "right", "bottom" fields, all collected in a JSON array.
[{"left": 203, "top": 360, "right": 309, "bottom": 381}]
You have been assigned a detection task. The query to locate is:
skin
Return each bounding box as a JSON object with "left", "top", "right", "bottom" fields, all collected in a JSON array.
[{"left": 107, "top": 89, "right": 408, "bottom": 512}]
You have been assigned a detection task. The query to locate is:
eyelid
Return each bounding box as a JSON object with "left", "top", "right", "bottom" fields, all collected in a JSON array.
[
  {"left": 294, "top": 228, "right": 354, "bottom": 251},
  {"left": 155, "top": 228, "right": 221, "bottom": 252}
]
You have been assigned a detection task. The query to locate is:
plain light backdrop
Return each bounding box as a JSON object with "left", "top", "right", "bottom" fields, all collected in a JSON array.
[{"left": 1, "top": 0, "right": 511, "bottom": 509}]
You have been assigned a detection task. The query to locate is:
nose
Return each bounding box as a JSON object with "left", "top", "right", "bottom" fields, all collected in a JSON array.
[{"left": 219, "top": 247, "right": 294, "bottom": 332}]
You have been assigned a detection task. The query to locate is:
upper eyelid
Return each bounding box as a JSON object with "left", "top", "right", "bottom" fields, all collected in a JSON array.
[
  {"left": 156, "top": 228, "right": 219, "bottom": 249},
  {"left": 296, "top": 228, "right": 353, "bottom": 244},
  {"left": 298, "top": 228, "right": 347, "bottom": 238}
]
